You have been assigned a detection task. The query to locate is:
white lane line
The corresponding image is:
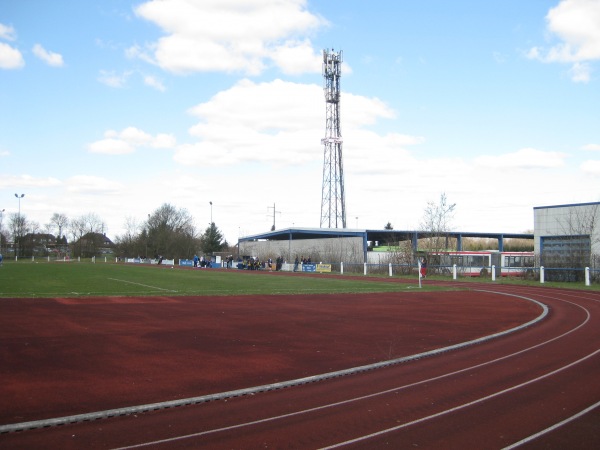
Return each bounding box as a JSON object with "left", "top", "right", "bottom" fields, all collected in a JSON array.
[
  {"left": 112, "top": 348, "right": 600, "bottom": 450},
  {"left": 107, "top": 278, "right": 177, "bottom": 292},
  {"left": 502, "top": 400, "right": 600, "bottom": 449},
  {"left": 2, "top": 290, "right": 551, "bottom": 434},
  {"left": 321, "top": 349, "right": 600, "bottom": 449},
  {"left": 114, "top": 290, "right": 591, "bottom": 450},
  {"left": 112, "top": 295, "right": 590, "bottom": 450}
]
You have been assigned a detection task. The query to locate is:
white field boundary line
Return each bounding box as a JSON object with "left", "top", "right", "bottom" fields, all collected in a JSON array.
[
  {"left": 107, "top": 278, "right": 177, "bottom": 293},
  {"left": 0, "top": 291, "right": 176, "bottom": 298},
  {"left": 0, "top": 286, "right": 423, "bottom": 299},
  {"left": 0, "top": 290, "right": 548, "bottom": 435}
]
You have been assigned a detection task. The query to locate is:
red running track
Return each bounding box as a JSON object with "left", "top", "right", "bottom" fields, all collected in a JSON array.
[{"left": 0, "top": 283, "right": 598, "bottom": 449}]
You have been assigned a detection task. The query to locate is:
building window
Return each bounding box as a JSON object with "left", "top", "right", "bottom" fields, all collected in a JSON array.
[{"left": 541, "top": 235, "right": 590, "bottom": 281}]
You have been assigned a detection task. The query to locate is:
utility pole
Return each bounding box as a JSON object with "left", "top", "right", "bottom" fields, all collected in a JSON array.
[{"left": 267, "top": 203, "right": 281, "bottom": 231}]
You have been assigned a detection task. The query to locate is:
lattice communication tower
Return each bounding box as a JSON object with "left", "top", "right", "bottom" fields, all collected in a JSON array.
[{"left": 320, "top": 49, "right": 346, "bottom": 228}]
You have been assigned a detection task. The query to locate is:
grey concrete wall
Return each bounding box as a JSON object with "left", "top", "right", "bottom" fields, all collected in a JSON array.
[{"left": 239, "top": 236, "right": 364, "bottom": 264}]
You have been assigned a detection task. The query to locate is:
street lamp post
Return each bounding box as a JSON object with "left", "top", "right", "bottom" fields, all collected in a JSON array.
[
  {"left": 146, "top": 214, "right": 150, "bottom": 260},
  {"left": 209, "top": 201, "right": 213, "bottom": 225},
  {"left": 0, "top": 208, "right": 5, "bottom": 253},
  {"left": 14, "top": 193, "right": 25, "bottom": 258}
]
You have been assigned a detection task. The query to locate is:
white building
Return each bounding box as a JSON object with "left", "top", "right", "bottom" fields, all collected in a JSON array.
[{"left": 534, "top": 201, "right": 600, "bottom": 270}]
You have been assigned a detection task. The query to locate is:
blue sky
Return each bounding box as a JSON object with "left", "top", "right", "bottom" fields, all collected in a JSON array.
[{"left": 1, "top": 0, "right": 599, "bottom": 244}]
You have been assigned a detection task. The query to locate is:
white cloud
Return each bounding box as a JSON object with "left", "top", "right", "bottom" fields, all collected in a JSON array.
[
  {"left": 568, "top": 61, "right": 591, "bottom": 82},
  {"left": 151, "top": 133, "right": 177, "bottom": 148},
  {"left": 343, "top": 93, "right": 396, "bottom": 127},
  {"left": 0, "top": 174, "right": 62, "bottom": 189},
  {"left": 580, "top": 160, "right": 600, "bottom": 175},
  {"left": 271, "top": 39, "right": 322, "bottom": 75},
  {"left": 98, "top": 70, "right": 133, "bottom": 88},
  {"left": 526, "top": 47, "right": 541, "bottom": 60},
  {"left": 528, "top": 0, "right": 600, "bottom": 82},
  {"left": 143, "top": 74, "right": 166, "bottom": 91},
  {"left": 492, "top": 51, "right": 507, "bottom": 64},
  {"left": 176, "top": 78, "right": 403, "bottom": 169},
  {"left": 0, "top": 41, "right": 24, "bottom": 69},
  {"left": 582, "top": 143, "right": 600, "bottom": 151},
  {"left": 131, "top": 0, "right": 327, "bottom": 75},
  {"left": 343, "top": 130, "right": 420, "bottom": 176},
  {"left": 87, "top": 138, "right": 135, "bottom": 155},
  {"left": 118, "top": 127, "right": 153, "bottom": 146},
  {"left": 66, "top": 175, "right": 124, "bottom": 193},
  {"left": 546, "top": 0, "right": 600, "bottom": 60},
  {"left": 0, "top": 24, "right": 32, "bottom": 70},
  {"left": 88, "top": 127, "right": 176, "bottom": 154},
  {"left": 0, "top": 23, "right": 17, "bottom": 41},
  {"left": 32, "top": 43, "right": 64, "bottom": 67},
  {"left": 474, "top": 148, "right": 566, "bottom": 169}
]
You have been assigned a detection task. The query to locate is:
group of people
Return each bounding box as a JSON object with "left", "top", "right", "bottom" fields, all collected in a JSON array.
[
  {"left": 293, "top": 255, "right": 312, "bottom": 272},
  {"left": 243, "top": 255, "right": 287, "bottom": 271},
  {"left": 193, "top": 254, "right": 211, "bottom": 268},
  {"left": 245, "top": 257, "right": 263, "bottom": 270}
]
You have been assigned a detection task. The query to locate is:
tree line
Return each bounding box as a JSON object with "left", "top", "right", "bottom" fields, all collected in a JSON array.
[{"left": 0, "top": 203, "right": 229, "bottom": 259}]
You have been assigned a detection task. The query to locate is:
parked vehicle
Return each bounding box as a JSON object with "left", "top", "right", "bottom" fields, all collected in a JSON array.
[{"left": 425, "top": 251, "right": 535, "bottom": 277}]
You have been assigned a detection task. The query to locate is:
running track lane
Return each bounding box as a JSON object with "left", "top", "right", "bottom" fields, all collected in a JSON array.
[{"left": 1, "top": 285, "right": 599, "bottom": 449}]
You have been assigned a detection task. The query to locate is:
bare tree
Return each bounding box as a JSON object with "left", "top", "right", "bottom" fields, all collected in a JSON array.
[
  {"left": 114, "top": 216, "right": 143, "bottom": 258},
  {"left": 545, "top": 203, "right": 600, "bottom": 280},
  {"left": 557, "top": 204, "right": 598, "bottom": 247},
  {"left": 69, "top": 216, "right": 87, "bottom": 257},
  {"left": 82, "top": 212, "right": 104, "bottom": 234},
  {"left": 147, "top": 203, "right": 197, "bottom": 259},
  {"left": 50, "top": 213, "right": 69, "bottom": 239},
  {"left": 79, "top": 213, "right": 107, "bottom": 257},
  {"left": 420, "top": 193, "right": 456, "bottom": 252},
  {"left": 29, "top": 221, "right": 40, "bottom": 235}
]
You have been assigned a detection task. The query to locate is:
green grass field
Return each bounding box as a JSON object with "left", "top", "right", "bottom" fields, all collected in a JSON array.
[
  {"left": 3, "top": 261, "right": 591, "bottom": 298},
  {"left": 0, "top": 261, "right": 436, "bottom": 298}
]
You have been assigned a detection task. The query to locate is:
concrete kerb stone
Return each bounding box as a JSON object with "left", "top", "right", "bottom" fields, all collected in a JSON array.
[{"left": 0, "top": 290, "right": 548, "bottom": 434}]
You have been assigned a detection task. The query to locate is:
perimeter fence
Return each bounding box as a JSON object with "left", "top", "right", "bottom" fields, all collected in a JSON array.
[
  {"left": 4, "top": 256, "right": 599, "bottom": 287},
  {"left": 286, "top": 261, "right": 599, "bottom": 286}
]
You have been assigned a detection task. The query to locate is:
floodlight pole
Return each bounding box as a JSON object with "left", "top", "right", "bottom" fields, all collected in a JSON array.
[
  {"left": 14, "top": 193, "right": 24, "bottom": 258},
  {"left": 0, "top": 208, "right": 5, "bottom": 253}
]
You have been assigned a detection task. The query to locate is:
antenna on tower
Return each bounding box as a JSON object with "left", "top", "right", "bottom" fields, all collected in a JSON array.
[{"left": 320, "top": 48, "right": 346, "bottom": 229}]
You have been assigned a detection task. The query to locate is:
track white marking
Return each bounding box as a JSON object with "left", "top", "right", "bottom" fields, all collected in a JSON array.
[
  {"left": 321, "top": 349, "right": 600, "bottom": 449},
  {"left": 112, "top": 293, "right": 593, "bottom": 450},
  {"left": 502, "top": 400, "right": 600, "bottom": 449}
]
